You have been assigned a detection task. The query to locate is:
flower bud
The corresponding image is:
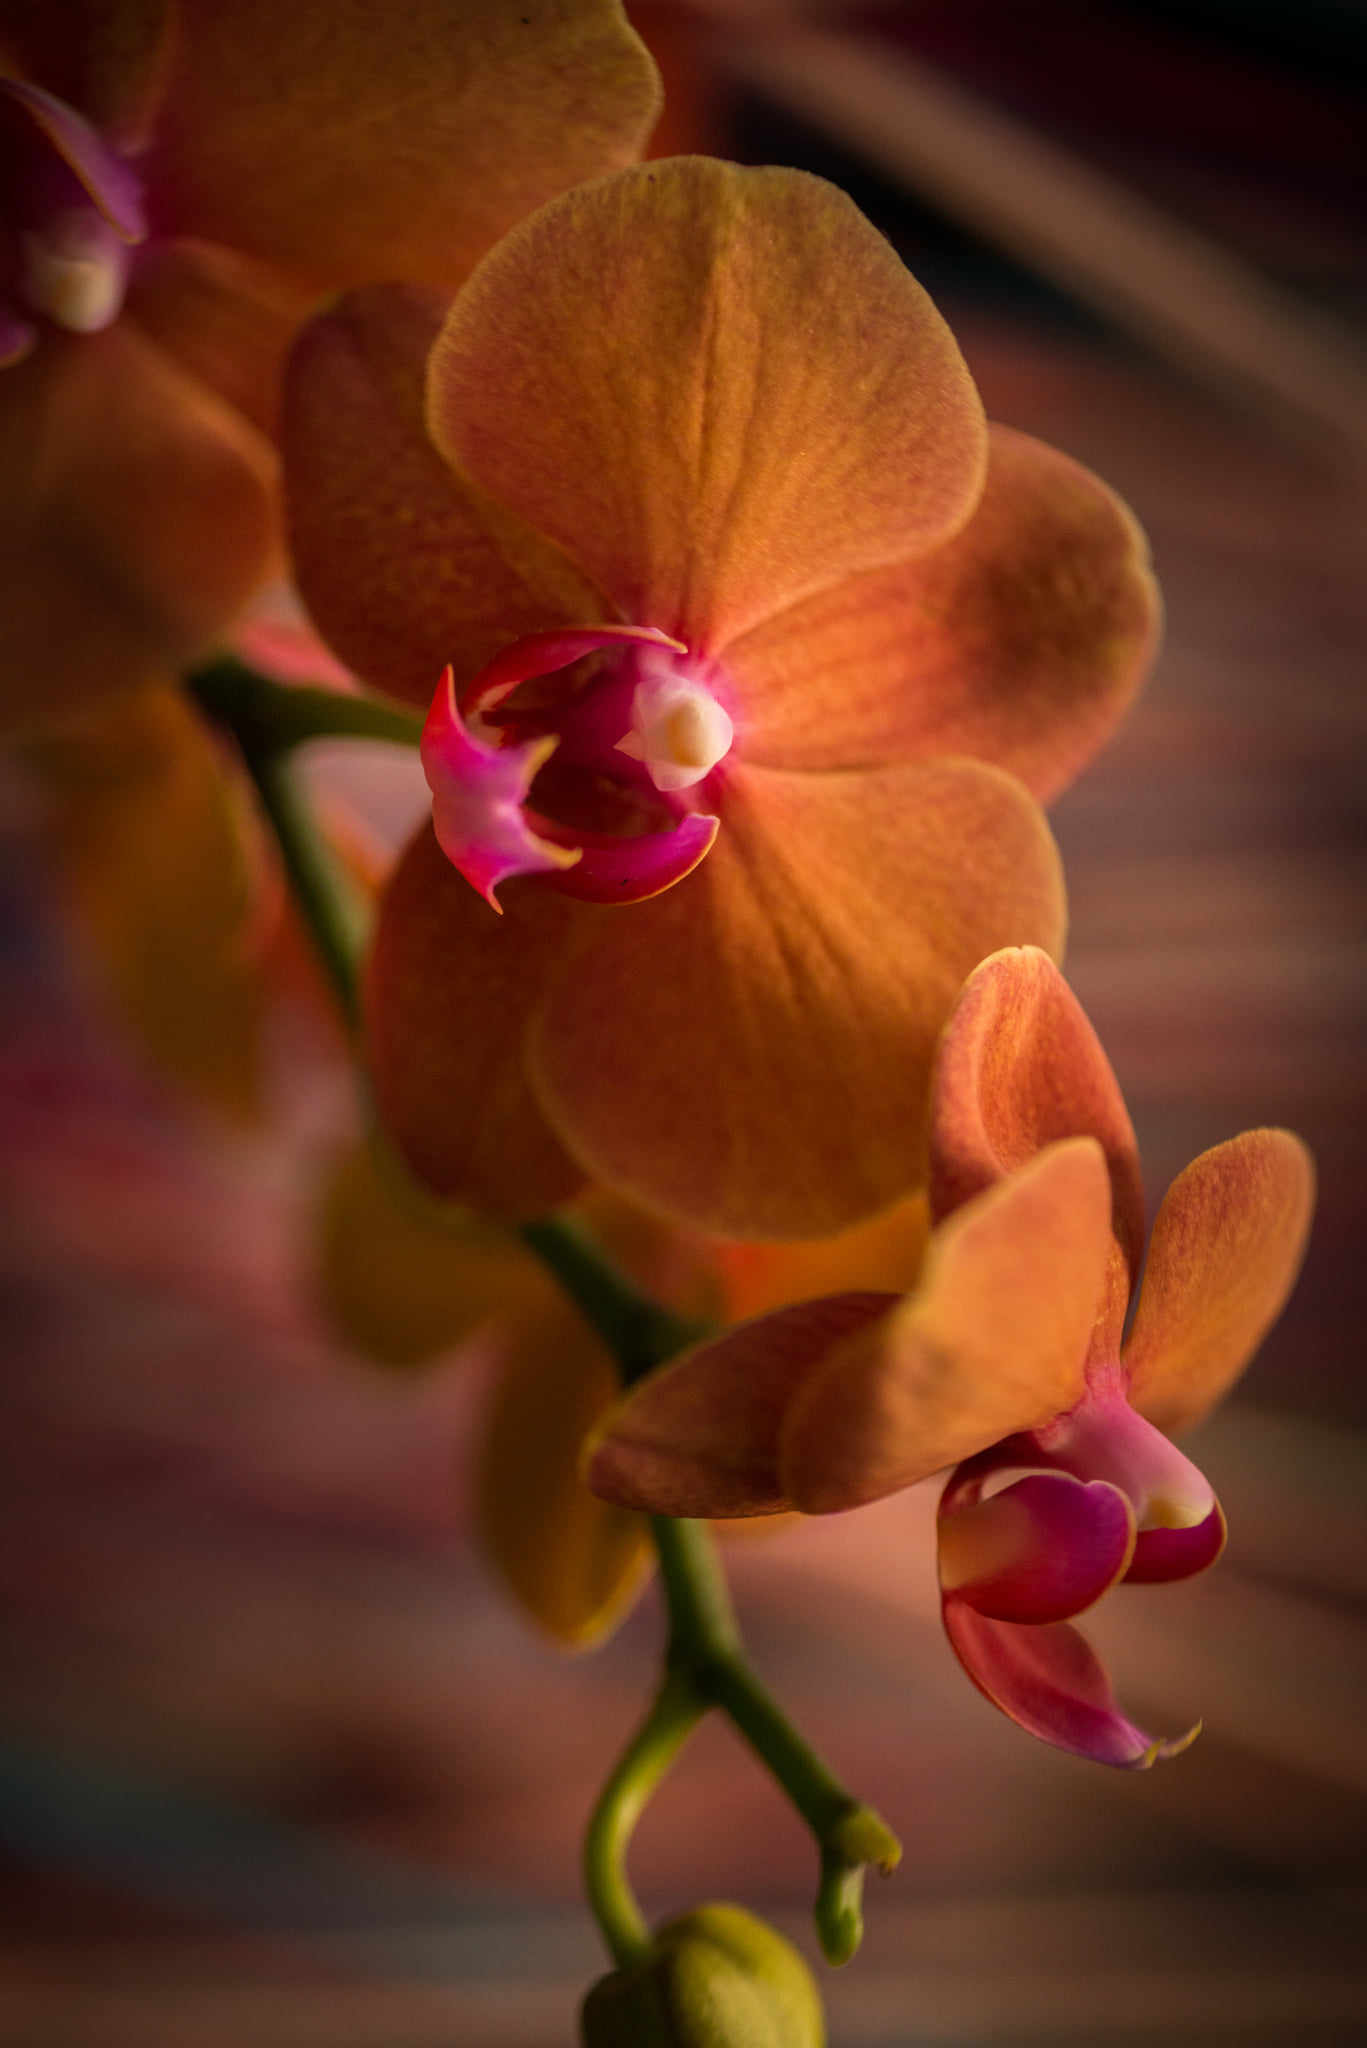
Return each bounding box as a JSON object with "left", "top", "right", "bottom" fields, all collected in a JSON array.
[{"left": 580, "top": 1903, "right": 824, "bottom": 2047}]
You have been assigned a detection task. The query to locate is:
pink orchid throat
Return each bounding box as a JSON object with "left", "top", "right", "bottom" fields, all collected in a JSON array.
[{"left": 421, "top": 625, "right": 735, "bottom": 910}]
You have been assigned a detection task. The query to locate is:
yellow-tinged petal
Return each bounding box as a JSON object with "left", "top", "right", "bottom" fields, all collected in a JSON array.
[
  {"left": 127, "top": 236, "right": 315, "bottom": 439},
  {"left": 0, "top": 0, "right": 172, "bottom": 150},
  {"left": 1124, "top": 1129, "right": 1315, "bottom": 1435},
  {"left": 314, "top": 1134, "right": 555, "bottom": 1370},
  {"left": 284, "top": 287, "right": 605, "bottom": 710},
  {"left": 531, "top": 758, "right": 1065, "bottom": 1240},
  {"left": 145, "top": 0, "right": 662, "bottom": 295},
  {"left": 429, "top": 157, "right": 987, "bottom": 651},
  {"left": 719, "top": 1192, "right": 931, "bottom": 1323},
  {"left": 726, "top": 425, "right": 1159, "bottom": 799},
  {"left": 21, "top": 680, "right": 270, "bottom": 1118},
  {"left": 932, "top": 946, "right": 1145, "bottom": 1280},
  {"left": 364, "top": 823, "right": 592, "bottom": 1220},
  {"left": 781, "top": 1139, "right": 1113, "bottom": 1513},
  {"left": 478, "top": 1297, "right": 651, "bottom": 1646},
  {"left": 0, "top": 318, "right": 276, "bottom": 728}
]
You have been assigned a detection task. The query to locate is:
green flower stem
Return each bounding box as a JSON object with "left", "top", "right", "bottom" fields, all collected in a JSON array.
[
  {"left": 583, "top": 1669, "right": 707, "bottom": 1971},
  {"left": 250, "top": 751, "right": 366, "bottom": 1024},
  {"left": 186, "top": 655, "right": 424, "bottom": 753},
  {"left": 520, "top": 1215, "right": 709, "bottom": 1387}
]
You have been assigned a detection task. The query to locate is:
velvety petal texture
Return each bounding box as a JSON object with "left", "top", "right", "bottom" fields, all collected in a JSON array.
[
  {"left": 429, "top": 157, "right": 988, "bottom": 650},
  {"left": 726, "top": 425, "right": 1159, "bottom": 799},
  {"left": 1124, "top": 1128, "right": 1315, "bottom": 1435},
  {"left": 530, "top": 760, "right": 1065, "bottom": 1238},
  {"left": 931, "top": 945, "right": 1146, "bottom": 1281}
]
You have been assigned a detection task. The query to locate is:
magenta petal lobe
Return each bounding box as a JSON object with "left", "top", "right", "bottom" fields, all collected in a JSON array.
[
  {"left": 942, "top": 1601, "right": 1200, "bottom": 1768},
  {"left": 540, "top": 811, "right": 719, "bottom": 904},
  {"left": 938, "top": 1473, "right": 1135, "bottom": 1625},
  {"left": 1125, "top": 1500, "right": 1227, "bottom": 1584}
]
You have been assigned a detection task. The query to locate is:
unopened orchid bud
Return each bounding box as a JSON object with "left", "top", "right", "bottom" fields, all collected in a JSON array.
[{"left": 580, "top": 1903, "right": 824, "bottom": 2047}]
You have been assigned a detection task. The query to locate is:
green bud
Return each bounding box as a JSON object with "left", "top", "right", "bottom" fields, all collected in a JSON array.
[{"left": 581, "top": 1903, "right": 825, "bottom": 2048}]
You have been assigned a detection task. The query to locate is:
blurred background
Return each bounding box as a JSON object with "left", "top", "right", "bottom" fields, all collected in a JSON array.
[{"left": 2, "top": 2, "right": 1365, "bottom": 2041}]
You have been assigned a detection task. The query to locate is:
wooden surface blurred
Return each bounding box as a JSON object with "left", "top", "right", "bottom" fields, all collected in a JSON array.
[{"left": 2, "top": 6, "right": 1365, "bottom": 2043}]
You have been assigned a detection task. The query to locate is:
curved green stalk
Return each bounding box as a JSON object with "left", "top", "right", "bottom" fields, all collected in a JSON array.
[{"left": 584, "top": 1670, "right": 706, "bottom": 1970}]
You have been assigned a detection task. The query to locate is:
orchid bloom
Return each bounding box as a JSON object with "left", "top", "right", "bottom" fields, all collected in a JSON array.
[
  {"left": 587, "top": 948, "right": 1314, "bottom": 1766},
  {"left": 0, "top": 0, "right": 660, "bottom": 725},
  {"left": 283, "top": 157, "right": 1159, "bottom": 1241}
]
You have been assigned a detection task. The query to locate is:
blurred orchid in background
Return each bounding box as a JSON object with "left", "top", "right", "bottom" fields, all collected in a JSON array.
[
  {"left": 284, "top": 156, "right": 1160, "bottom": 1241},
  {"left": 588, "top": 946, "right": 1314, "bottom": 1765},
  {"left": 0, "top": 0, "right": 660, "bottom": 725}
]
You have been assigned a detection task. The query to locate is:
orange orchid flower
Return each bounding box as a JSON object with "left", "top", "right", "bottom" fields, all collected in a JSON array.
[
  {"left": 0, "top": 0, "right": 660, "bottom": 725},
  {"left": 587, "top": 947, "right": 1314, "bottom": 1766},
  {"left": 283, "top": 157, "right": 1160, "bottom": 1242}
]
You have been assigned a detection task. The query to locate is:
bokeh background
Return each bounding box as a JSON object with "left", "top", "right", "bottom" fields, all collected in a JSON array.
[{"left": 2, "top": 3, "right": 1365, "bottom": 2041}]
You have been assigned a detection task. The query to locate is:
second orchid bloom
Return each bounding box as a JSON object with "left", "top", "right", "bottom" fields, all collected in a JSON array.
[
  {"left": 587, "top": 948, "right": 1313, "bottom": 1767},
  {"left": 283, "top": 156, "right": 1159, "bottom": 1242}
]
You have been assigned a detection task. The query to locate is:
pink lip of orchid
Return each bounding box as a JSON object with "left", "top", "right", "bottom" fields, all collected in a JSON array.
[
  {"left": 284, "top": 157, "right": 1161, "bottom": 1241},
  {"left": 421, "top": 624, "right": 727, "bottom": 909},
  {"left": 585, "top": 947, "right": 1315, "bottom": 1769}
]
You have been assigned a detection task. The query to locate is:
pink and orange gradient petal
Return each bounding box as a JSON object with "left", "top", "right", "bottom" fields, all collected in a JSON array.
[
  {"left": 364, "top": 825, "right": 592, "bottom": 1222},
  {"left": 931, "top": 945, "right": 1146, "bottom": 1279},
  {"left": 283, "top": 285, "right": 604, "bottom": 710},
  {"left": 726, "top": 425, "right": 1159, "bottom": 798},
  {"left": 942, "top": 1603, "right": 1199, "bottom": 1769},
  {"left": 428, "top": 157, "right": 987, "bottom": 653},
  {"left": 144, "top": 0, "right": 662, "bottom": 297},
  {"left": 780, "top": 1139, "right": 1112, "bottom": 1513},
  {"left": 530, "top": 758, "right": 1065, "bottom": 1240},
  {"left": 938, "top": 1473, "right": 1135, "bottom": 1626},
  {"left": 1124, "top": 1128, "right": 1315, "bottom": 1436},
  {"left": 0, "top": 316, "right": 276, "bottom": 727}
]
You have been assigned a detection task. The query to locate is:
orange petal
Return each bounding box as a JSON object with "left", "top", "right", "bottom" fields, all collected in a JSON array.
[
  {"left": 931, "top": 946, "right": 1145, "bottom": 1283},
  {"left": 19, "top": 680, "right": 270, "bottom": 1118},
  {"left": 283, "top": 287, "right": 605, "bottom": 710},
  {"left": 587, "top": 1292, "right": 898, "bottom": 1519},
  {"left": 478, "top": 1296, "right": 652, "bottom": 1646},
  {"left": 144, "top": 0, "right": 661, "bottom": 295},
  {"left": 0, "top": 0, "right": 172, "bottom": 149},
  {"left": 313, "top": 1133, "right": 555, "bottom": 1369},
  {"left": 127, "top": 236, "right": 315, "bottom": 438},
  {"left": 530, "top": 758, "right": 1064, "bottom": 1240},
  {"left": 429, "top": 158, "right": 987, "bottom": 651},
  {"left": 0, "top": 317, "right": 276, "bottom": 728},
  {"left": 364, "top": 823, "right": 592, "bottom": 1220},
  {"left": 1124, "top": 1129, "right": 1315, "bottom": 1435},
  {"left": 781, "top": 1138, "right": 1113, "bottom": 1512},
  {"left": 726, "top": 425, "right": 1159, "bottom": 799},
  {"left": 719, "top": 1191, "right": 931, "bottom": 1324}
]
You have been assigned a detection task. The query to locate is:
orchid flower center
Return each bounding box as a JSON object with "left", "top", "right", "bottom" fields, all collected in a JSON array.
[
  {"left": 1, "top": 80, "right": 146, "bottom": 362},
  {"left": 421, "top": 625, "right": 737, "bottom": 911}
]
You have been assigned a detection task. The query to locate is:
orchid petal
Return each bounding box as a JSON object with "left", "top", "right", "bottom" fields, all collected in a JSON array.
[
  {"left": 943, "top": 1601, "right": 1199, "bottom": 1768},
  {"left": 314, "top": 1134, "right": 555, "bottom": 1369},
  {"left": 530, "top": 758, "right": 1064, "bottom": 1240},
  {"left": 1, "top": 78, "right": 147, "bottom": 237},
  {"left": 719, "top": 1192, "right": 931, "bottom": 1325},
  {"left": 938, "top": 1473, "right": 1135, "bottom": 1625},
  {"left": 0, "top": 0, "right": 172, "bottom": 151},
  {"left": 1124, "top": 1128, "right": 1315, "bottom": 1436},
  {"left": 364, "top": 824, "right": 591, "bottom": 1219},
  {"left": 586, "top": 1293, "right": 898, "bottom": 1519},
  {"left": 143, "top": 0, "right": 661, "bottom": 295},
  {"left": 429, "top": 157, "right": 987, "bottom": 652},
  {"left": 725, "top": 425, "right": 1159, "bottom": 799},
  {"left": 126, "top": 236, "right": 315, "bottom": 438},
  {"left": 283, "top": 286, "right": 604, "bottom": 710},
  {"left": 931, "top": 946, "right": 1146, "bottom": 1285},
  {"left": 463, "top": 624, "right": 684, "bottom": 720},
  {"left": 0, "top": 318, "right": 275, "bottom": 727},
  {"left": 421, "top": 667, "right": 580, "bottom": 909},
  {"left": 779, "top": 1139, "right": 1111, "bottom": 1512},
  {"left": 479, "top": 1298, "right": 651, "bottom": 1647},
  {"left": 541, "top": 811, "right": 719, "bottom": 906},
  {"left": 1126, "top": 1503, "right": 1227, "bottom": 1586}
]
